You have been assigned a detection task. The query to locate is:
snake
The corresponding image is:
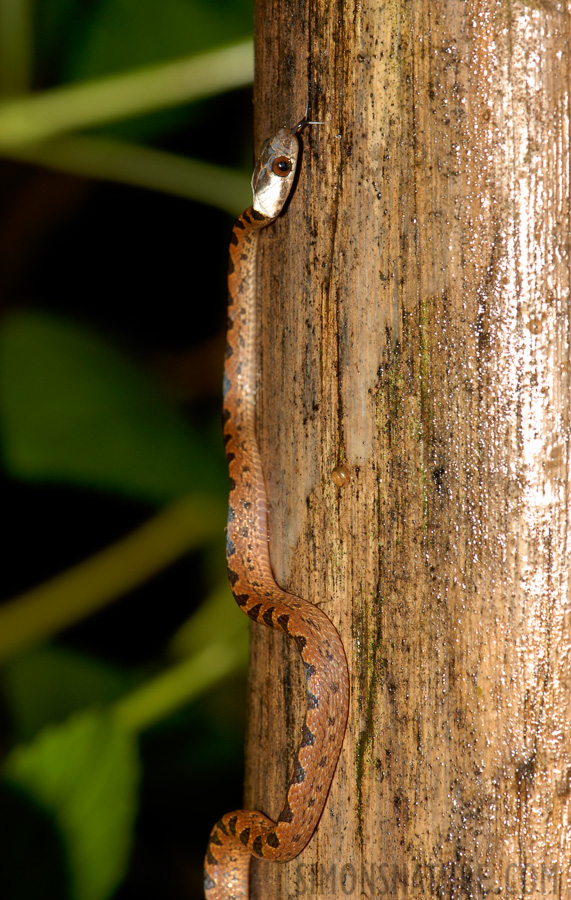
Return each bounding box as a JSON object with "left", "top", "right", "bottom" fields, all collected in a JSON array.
[{"left": 203, "top": 114, "right": 350, "bottom": 899}]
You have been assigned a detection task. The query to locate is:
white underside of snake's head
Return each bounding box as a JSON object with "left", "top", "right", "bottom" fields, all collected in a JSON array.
[{"left": 252, "top": 127, "right": 300, "bottom": 220}]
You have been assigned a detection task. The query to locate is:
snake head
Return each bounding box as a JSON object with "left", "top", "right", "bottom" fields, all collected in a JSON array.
[{"left": 252, "top": 127, "right": 300, "bottom": 220}]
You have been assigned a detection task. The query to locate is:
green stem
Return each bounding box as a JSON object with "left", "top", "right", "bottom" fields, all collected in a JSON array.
[
  {"left": 113, "top": 634, "right": 248, "bottom": 733},
  {"left": 6, "top": 136, "right": 250, "bottom": 215},
  {"left": 0, "top": 494, "right": 225, "bottom": 662},
  {"left": 0, "top": 39, "right": 253, "bottom": 147}
]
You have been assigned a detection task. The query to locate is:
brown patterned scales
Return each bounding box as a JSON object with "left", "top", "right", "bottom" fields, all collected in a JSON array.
[{"left": 203, "top": 115, "right": 350, "bottom": 900}]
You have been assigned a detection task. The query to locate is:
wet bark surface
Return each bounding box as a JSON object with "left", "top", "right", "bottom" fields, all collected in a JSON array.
[{"left": 245, "top": 1, "right": 571, "bottom": 897}]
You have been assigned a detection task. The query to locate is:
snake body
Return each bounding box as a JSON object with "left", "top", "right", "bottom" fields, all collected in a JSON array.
[{"left": 203, "top": 119, "right": 349, "bottom": 900}]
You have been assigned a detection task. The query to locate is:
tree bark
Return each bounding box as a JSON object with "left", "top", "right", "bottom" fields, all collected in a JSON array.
[{"left": 246, "top": 1, "right": 571, "bottom": 897}]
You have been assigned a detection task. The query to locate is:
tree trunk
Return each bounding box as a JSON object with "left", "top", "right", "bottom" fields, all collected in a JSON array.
[{"left": 246, "top": 1, "right": 571, "bottom": 897}]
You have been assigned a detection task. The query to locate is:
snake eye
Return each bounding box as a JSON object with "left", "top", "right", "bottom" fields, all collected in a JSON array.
[{"left": 272, "top": 156, "right": 292, "bottom": 177}]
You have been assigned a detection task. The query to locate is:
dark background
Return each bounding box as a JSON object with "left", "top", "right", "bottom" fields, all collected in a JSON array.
[{"left": 0, "top": 1, "right": 254, "bottom": 897}]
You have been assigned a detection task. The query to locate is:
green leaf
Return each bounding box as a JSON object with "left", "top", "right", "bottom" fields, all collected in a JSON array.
[
  {"left": 3, "top": 646, "right": 136, "bottom": 741},
  {"left": 0, "top": 311, "right": 226, "bottom": 503},
  {"left": 3, "top": 710, "right": 140, "bottom": 900}
]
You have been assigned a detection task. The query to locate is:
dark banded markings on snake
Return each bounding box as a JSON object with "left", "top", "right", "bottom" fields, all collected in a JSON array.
[
  {"left": 278, "top": 801, "right": 293, "bottom": 823},
  {"left": 300, "top": 724, "right": 316, "bottom": 747},
  {"left": 262, "top": 607, "right": 275, "bottom": 626}
]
